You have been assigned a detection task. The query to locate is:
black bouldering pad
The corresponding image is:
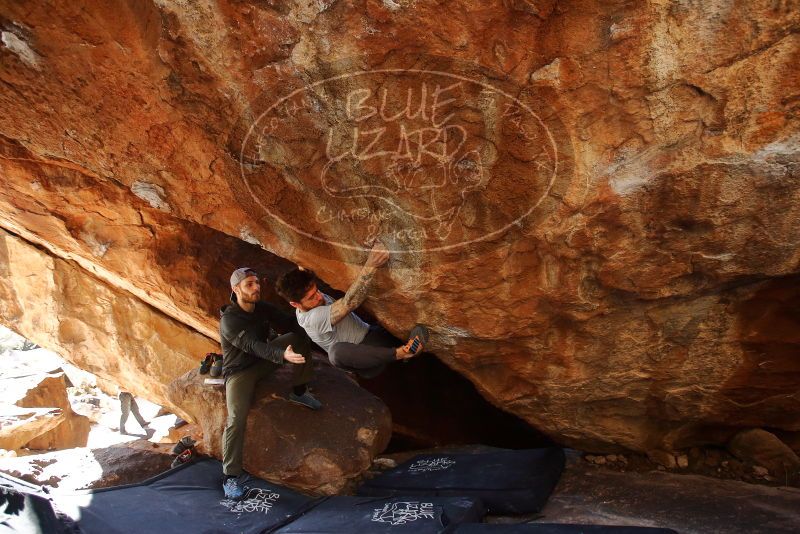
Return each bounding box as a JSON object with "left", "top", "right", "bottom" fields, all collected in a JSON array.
[
  {"left": 358, "top": 448, "right": 566, "bottom": 514},
  {"left": 453, "top": 524, "right": 679, "bottom": 533},
  {"left": 272, "top": 495, "right": 485, "bottom": 533},
  {"left": 51, "top": 458, "right": 314, "bottom": 534}
]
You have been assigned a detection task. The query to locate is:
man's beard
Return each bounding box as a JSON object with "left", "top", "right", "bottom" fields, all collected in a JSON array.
[{"left": 240, "top": 291, "right": 260, "bottom": 303}]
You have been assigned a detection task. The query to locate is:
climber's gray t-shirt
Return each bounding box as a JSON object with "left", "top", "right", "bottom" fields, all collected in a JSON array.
[{"left": 296, "top": 292, "right": 369, "bottom": 354}]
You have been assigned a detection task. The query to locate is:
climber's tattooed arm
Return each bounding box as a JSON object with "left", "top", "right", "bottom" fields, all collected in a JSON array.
[
  {"left": 330, "top": 268, "right": 376, "bottom": 325},
  {"left": 329, "top": 243, "right": 389, "bottom": 325}
]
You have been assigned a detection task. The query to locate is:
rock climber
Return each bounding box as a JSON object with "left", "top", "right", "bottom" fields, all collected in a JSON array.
[{"left": 274, "top": 243, "right": 429, "bottom": 379}]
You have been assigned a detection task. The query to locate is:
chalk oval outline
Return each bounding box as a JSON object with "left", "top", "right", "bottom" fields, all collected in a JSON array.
[{"left": 239, "top": 68, "right": 561, "bottom": 254}]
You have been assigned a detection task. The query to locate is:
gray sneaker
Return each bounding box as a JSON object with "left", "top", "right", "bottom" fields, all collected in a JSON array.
[
  {"left": 288, "top": 390, "right": 322, "bottom": 410},
  {"left": 222, "top": 474, "right": 249, "bottom": 500}
]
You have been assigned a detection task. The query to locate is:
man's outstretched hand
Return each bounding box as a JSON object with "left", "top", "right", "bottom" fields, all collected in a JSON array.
[
  {"left": 284, "top": 345, "right": 306, "bottom": 364},
  {"left": 365, "top": 242, "right": 390, "bottom": 269}
]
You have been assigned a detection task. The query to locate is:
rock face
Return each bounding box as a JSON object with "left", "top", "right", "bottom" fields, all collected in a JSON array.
[
  {"left": 166, "top": 365, "right": 392, "bottom": 495},
  {"left": 0, "top": 369, "right": 90, "bottom": 451},
  {"left": 0, "top": 1, "right": 798, "bottom": 453},
  {"left": 0, "top": 406, "right": 64, "bottom": 451},
  {"left": 728, "top": 428, "right": 800, "bottom": 476},
  {"left": 14, "top": 372, "right": 91, "bottom": 451},
  {"left": 0, "top": 229, "right": 216, "bottom": 419}
]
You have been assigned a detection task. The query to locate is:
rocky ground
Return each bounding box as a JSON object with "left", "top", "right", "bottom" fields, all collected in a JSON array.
[
  {"left": 2, "top": 327, "right": 799, "bottom": 532},
  {"left": 0, "top": 441, "right": 176, "bottom": 490},
  {"left": 539, "top": 451, "right": 800, "bottom": 534},
  {"left": 580, "top": 447, "right": 799, "bottom": 488}
]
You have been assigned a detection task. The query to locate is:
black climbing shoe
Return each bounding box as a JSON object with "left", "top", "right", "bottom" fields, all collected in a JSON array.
[{"left": 402, "top": 324, "right": 430, "bottom": 356}]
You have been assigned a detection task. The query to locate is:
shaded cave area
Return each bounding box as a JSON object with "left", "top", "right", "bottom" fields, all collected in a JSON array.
[{"left": 357, "top": 353, "right": 554, "bottom": 453}]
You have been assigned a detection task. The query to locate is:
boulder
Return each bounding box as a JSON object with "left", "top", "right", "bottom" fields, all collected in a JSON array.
[
  {"left": 0, "top": 1, "right": 798, "bottom": 454},
  {"left": 0, "top": 405, "right": 64, "bottom": 451},
  {"left": 676, "top": 454, "right": 689, "bottom": 469},
  {"left": 25, "top": 413, "right": 91, "bottom": 451},
  {"left": 163, "top": 421, "right": 202, "bottom": 446},
  {"left": 10, "top": 372, "right": 91, "bottom": 450},
  {"left": 89, "top": 442, "right": 177, "bottom": 489},
  {"left": 166, "top": 364, "right": 392, "bottom": 495},
  {"left": 646, "top": 449, "right": 677, "bottom": 470},
  {"left": 727, "top": 429, "right": 800, "bottom": 476}
]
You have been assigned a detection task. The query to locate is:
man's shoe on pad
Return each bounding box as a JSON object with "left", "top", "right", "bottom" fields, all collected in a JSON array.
[{"left": 222, "top": 474, "right": 249, "bottom": 500}]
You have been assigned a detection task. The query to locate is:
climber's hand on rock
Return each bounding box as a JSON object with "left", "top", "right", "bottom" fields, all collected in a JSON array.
[{"left": 365, "top": 242, "right": 390, "bottom": 269}]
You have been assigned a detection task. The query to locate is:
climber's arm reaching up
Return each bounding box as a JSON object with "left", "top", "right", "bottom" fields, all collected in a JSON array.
[{"left": 329, "top": 243, "right": 389, "bottom": 325}]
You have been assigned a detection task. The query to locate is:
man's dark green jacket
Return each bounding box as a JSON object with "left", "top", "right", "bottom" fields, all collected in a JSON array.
[{"left": 218, "top": 295, "right": 304, "bottom": 378}]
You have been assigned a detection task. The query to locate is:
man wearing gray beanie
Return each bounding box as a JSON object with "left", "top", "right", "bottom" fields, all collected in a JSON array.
[{"left": 219, "top": 267, "right": 321, "bottom": 500}]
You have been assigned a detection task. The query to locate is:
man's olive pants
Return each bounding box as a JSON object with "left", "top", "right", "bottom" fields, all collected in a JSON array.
[
  {"left": 222, "top": 332, "right": 314, "bottom": 476},
  {"left": 119, "top": 391, "right": 147, "bottom": 432}
]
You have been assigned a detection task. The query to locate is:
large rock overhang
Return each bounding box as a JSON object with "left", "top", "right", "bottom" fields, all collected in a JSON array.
[{"left": 1, "top": 0, "right": 798, "bottom": 452}]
